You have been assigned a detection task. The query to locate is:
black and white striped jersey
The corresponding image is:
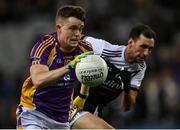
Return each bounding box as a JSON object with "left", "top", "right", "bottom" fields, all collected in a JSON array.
[
  {"left": 73, "top": 36, "right": 147, "bottom": 113},
  {"left": 85, "top": 36, "right": 146, "bottom": 90}
]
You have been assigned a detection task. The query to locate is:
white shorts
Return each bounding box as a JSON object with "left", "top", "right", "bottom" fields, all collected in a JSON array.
[
  {"left": 69, "top": 111, "right": 89, "bottom": 127},
  {"left": 69, "top": 106, "right": 100, "bottom": 127},
  {"left": 16, "top": 105, "right": 70, "bottom": 129}
]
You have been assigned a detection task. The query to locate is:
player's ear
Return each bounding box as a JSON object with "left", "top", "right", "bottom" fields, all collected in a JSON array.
[
  {"left": 56, "top": 24, "right": 62, "bottom": 32},
  {"left": 128, "top": 38, "right": 133, "bottom": 47}
]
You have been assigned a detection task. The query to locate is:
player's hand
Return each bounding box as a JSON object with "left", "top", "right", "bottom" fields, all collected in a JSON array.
[
  {"left": 119, "top": 68, "right": 131, "bottom": 93},
  {"left": 72, "top": 96, "right": 86, "bottom": 112},
  {"left": 69, "top": 96, "right": 86, "bottom": 121},
  {"left": 66, "top": 51, "right": 93, "bottom": 70}
]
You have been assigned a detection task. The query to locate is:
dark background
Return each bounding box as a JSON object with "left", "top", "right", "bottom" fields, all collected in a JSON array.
[{"left": 0, "top": 0, "right": 179, "bottom": 128}]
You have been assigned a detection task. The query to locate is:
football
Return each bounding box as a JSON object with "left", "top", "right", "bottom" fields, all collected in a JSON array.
[{"left": 75, "top": 55, "right": 108, "bottom": 87}]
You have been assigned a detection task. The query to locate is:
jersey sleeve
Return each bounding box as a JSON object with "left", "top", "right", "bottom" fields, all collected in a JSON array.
[
  {"left": 83, "top": 36, "right": 106, "bottom": 56},
  {"left": 84, "top": 36, "right": 121, "bottom": 56},
  {"left": 30, "top": 35, "right": 55, "bottom": 66},
  {"left": 131, "top": 62, "right": 146, "bottom": 90}
]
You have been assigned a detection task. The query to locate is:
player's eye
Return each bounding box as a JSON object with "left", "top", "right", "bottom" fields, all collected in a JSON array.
[
  {"left": 140, "top": 44, "right": 154, "bottom": 53},
  {"left": 69, "top": 26, "right": 78, "bottom": 30},
  {"left": 140, "top": 44, "right": 148, "bottom": 48},
  {"left": 69, "top": 26, "right": 83, "bottom": 33}
]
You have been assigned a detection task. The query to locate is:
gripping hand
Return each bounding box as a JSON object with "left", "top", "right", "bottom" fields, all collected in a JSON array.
[
  {"left": 66, "top": 51, "right": 93, "bottom": 70},
  {"left": 72, "top": 96, "right": 86, "bottom": 111},
  {"left": 69, "top": 95, "right": 87, "bottom": 121}
]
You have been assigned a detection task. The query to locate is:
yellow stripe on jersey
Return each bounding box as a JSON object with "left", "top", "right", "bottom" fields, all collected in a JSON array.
[
  {"left": 32, "top": 60, "right": 40, "bottom": 65},
  {"left": 34, "top": 36, "right": 53, "bottom": 57},
  {"left": 20, "top": 77, "right": 36, "bottom": 109},
  {"left": 47, "top": 47, "right": 56, "bottom": 66},
  {"left": 80, "top": 40, "right": 93, "bottom": 48},
  {"left": 78, "top": 45, "right": 89, "bottom": 52},
  {"left": 37, "top": 38, "right": 55, "bottom": 58}
]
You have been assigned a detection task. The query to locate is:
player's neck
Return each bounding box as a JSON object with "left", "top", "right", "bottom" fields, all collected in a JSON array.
[{"left": 60, "top": 46, "right": 76, "bottom": 53}]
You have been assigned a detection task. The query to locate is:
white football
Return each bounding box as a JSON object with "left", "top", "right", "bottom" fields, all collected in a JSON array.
[{"left": 75, "top": 55, "right": 108, "bottom": 87}]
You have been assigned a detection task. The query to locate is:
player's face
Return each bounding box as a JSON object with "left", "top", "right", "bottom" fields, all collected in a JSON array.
[
  {"left": 128, "top": 34, "right": 155, "bottom": 63},
  {"left": 56, "top": 17, "right": 84, "bottom": 50}
]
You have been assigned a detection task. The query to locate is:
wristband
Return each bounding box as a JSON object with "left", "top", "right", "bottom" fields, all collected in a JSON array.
[
  {"left": 65, "top": 64, "right": 73, "bottom": 71},
  {"left": 79, "top": 92, "right": 89, "bottom": 99}
]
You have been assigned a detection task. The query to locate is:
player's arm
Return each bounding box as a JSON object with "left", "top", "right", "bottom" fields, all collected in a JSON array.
[
  {"left": 120, "top": 63, "right": 146, "bottom": 112},
  {"left": 30, "top": 64, "right": 69, "bottom": 88},
  {"left": 69, "top": 84, "right": 89, "bottom": 121},
  {"left": 120, "top": 89, "right": 138, "bottom": 112},
  {"left": 71, "top": 84, "right": 89, "bottom": 110},
  {"left": 31, "top": 51, "right": 93, "bottom": 88}
]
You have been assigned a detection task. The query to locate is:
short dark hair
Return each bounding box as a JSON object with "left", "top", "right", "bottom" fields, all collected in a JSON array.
[
  {"left": 129, "top": 24, "right": 156, "bottom": 41},
  {"left": 56, "top": 5, "right": 86, "bottom": 22}
]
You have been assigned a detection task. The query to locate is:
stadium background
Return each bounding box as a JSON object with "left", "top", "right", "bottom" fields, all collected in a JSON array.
[{"left": 0, "top": 0, "right": 179, "bottom": 128}]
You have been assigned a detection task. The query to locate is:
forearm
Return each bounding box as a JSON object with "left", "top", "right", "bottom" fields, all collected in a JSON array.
[
  {"left": 70, "top": 84, "right": 89, "bottom": 114},
  {"left": 80, "top": 84, "right": 90, "bottom": 95},
  {"left": 31, "top": 65, "right": 70, "bottom": 88},
  {"left": 121, "top": 93, "right": 133, "bottom": 112},
  {"left": 30, "top": 51, "right": 93, "bottom": 88},
  {"left": 120, "top": 90, "right": 137, "bottom": 112}
]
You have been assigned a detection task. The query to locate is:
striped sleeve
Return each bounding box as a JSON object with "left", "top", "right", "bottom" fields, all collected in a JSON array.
[
  {"left": 30, "top": 35, "right": 55, "bottom": 66},
  {"left": 131, "top": 62, "right": 146, "bottom": 89},
  {"left": 84, "top": 36, "right": 105, "bottom": 56},
  {"left": 84, "top": 36, "right": 122, "bottom": 57}
]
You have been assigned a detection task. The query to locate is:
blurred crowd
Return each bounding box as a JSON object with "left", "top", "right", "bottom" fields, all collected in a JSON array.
[{"left": 0, "top": 0, "right": 179, "bottom": 128}]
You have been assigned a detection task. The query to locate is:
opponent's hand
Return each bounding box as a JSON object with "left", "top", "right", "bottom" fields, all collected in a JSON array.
[
  {"left": 66, "top": 51, "right": 93, "bottom": 70},
  {"left": 69, "top": 96, "right": 86, "bottom": 121}
]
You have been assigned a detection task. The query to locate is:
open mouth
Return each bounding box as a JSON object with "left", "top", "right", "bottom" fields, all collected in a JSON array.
[
  {"left": 70, "top": 40, "right": 79, "bottom": 45},
  {"left": 71, "top": 39, "right": 79, "bottom": 44},
  {"left": 71, "top": 38, "right": 79, "bottom": 41},
  {"left": 71, "top": 39, "right": 78, "bottom": 41}
]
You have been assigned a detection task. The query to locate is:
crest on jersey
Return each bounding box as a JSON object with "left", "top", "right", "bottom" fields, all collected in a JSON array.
[{"left": 64, "top": 74, "right": 71, "bottom": 81}]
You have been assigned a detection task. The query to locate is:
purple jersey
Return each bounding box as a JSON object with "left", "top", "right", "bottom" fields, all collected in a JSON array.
[{"left": 20, "top": 32, "right": 93, "bottom": 123}]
